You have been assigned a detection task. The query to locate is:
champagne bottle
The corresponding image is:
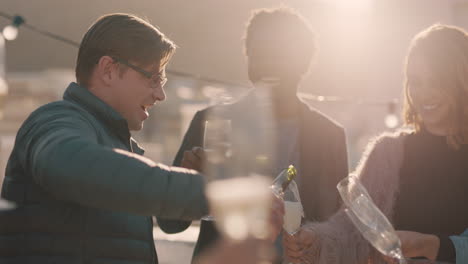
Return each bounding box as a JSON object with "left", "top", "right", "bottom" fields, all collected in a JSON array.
[{"left": 271, "top": 165, "right": 297, "bottom": 197}]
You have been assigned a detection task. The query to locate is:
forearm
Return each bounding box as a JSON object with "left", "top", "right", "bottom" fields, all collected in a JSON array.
[
  {"left": 302, "top": 209, "right": 371, "bottom": 264},
  {"left": 32, "top": 135, "right": 208, "bottom": 220}
]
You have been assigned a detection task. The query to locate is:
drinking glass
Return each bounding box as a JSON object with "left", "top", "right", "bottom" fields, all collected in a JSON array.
[{"left": 206, "top": 175, "right": 272, "bottom": 241}]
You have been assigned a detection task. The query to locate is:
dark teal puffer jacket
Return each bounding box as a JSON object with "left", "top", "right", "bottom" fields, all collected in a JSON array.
[{"left": 0, "top": 82, "right": 208, "bottom": 264}]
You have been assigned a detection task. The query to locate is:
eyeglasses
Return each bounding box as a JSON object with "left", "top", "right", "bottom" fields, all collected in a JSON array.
[{"left": 111, "top": 56, "right": 168, "bottom": 88}]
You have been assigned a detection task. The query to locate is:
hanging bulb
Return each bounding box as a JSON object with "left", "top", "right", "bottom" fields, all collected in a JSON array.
[
  {"left": 385, "top": 114, "right": 399, "bottom": 129},
  {"left": 2, "top": 15, "right": 25, "bottom": 41},
  {"left": 384, "top": 100, "right": 399, "bottom": 129},
  {"left": 2, "top": 25, "right": 18, "bottom": 41}
]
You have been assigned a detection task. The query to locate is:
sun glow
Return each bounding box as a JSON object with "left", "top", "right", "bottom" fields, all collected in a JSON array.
[{"left": 319, "top": 0, "right": 374, "bottom": 12}]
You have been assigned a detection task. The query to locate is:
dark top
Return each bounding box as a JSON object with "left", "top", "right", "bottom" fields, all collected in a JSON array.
[{"left": 394, "top": 129, "right": 468, "bottom": 262}]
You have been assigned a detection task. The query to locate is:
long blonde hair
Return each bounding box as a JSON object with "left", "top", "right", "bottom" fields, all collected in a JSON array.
[{"left": 403, "top": 24, "right": 468, "bottom": 149}]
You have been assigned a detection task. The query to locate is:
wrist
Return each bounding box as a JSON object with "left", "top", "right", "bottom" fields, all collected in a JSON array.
[{"left": 423, "top": 234, "right": 440, "bottom": 260}]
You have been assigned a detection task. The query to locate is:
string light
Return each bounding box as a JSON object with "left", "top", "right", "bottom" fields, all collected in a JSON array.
[
  {"left": 0, "top": 12, "right": 79, "bottom": 46},
  {"left": 384, "top": 99, "right": 399, "bottom": 129},
  {"left": 1, "top": 15, "right": 24, "bottom": 41},
  {"left": 0, "top": 10, "right": 400, "bottom": 125},
  {"left": 2, "top": 25, "right": 18, "bottom": 41}
]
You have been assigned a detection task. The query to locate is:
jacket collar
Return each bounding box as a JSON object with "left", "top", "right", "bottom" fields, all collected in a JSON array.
[{"left": 62, "top": 82, "right": 144, "bottom": 154}]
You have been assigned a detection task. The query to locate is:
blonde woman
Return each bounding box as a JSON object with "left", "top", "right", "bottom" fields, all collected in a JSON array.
[{"left": 284, "top": 24, "right": 468, "bottom": 264}]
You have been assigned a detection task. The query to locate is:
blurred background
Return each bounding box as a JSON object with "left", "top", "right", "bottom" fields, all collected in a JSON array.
[{"left": 1, "top": 0, "right": 468, "bottom": 263}]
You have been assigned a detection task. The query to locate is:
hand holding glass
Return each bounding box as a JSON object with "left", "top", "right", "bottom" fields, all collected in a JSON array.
[
  {"left": 337, "top": 175, "right": 407, "bottom": 264},
  {"left": 271, "top": 166, "right": 303, "bottom": 236}
]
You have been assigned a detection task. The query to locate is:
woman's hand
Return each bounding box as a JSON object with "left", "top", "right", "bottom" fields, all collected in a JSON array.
[
  {"left": 383, "top": 230, "right": 440, "bottom": 263},
  {"left": 195, "top": 238, "right": 274, "bottom": 264},
  {"left": 397, "top": 230, "right": 440, "bottom": 260},
  {"left": 283, "top": 227, "right": 316, "bottom": 263}
]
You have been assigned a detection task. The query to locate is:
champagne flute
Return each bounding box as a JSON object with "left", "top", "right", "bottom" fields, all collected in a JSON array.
[
  {"left": 282, "top": 188, "right": 303, "bottom": 236},
  {"left": 337, "top": 175, "right": 407, "bottom": 264},
  {"left": 272, "top": 166, "right": 304, "bottom": 264},
  {"left": 271, "top": 166, "right": 303, "bottom": 236},
  {"left": 283, "top": 190, "right": 304, "bottom": 264}
]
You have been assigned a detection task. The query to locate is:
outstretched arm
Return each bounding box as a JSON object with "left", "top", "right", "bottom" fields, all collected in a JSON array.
[
  {"left": 284, "top": 133, "right": 406, "bottom": 264},
  {"left": 22, "top": 107, "right": 208, "bottom": 220}
]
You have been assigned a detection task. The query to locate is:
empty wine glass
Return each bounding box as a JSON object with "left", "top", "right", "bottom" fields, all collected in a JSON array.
[
  {"left": 203, "top": 119, "right": 232, "bottom": 165},
  {"left": 337, "top": 175, "right": 407, "bottom": 264},
  {"left": 202, "top": 119, "right": 232, "bottom": 221}
]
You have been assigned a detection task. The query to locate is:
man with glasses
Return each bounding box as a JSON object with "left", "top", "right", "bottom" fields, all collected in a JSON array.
[
  {"left": 111, "top": 56, "right": 168, "bottom": 88},
  {"left": 0, "top": 13, "right": 208, "bottom": 264}
]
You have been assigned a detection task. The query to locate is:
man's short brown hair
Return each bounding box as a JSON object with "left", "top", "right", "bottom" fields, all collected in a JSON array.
[{"left": 76, "top": 13, "right": 176, "bottom": 87}]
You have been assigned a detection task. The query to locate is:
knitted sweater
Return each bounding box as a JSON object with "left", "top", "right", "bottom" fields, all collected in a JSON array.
[{"left": 302, "top": 130, "right": 408, "bottom": 264}]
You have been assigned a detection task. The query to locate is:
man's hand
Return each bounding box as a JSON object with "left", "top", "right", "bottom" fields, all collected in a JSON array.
[
  {"left": 195, "top": 239, "right": 275, "bottom": 264},
  {"left": 268, "top": 194, "right": 285, "bottom": 242},
  {"left": 283, "top": 227, "right": 316, "bottom": 263},
  {"left": 180, "top": 147, "right": 206, "bottom": 172}
]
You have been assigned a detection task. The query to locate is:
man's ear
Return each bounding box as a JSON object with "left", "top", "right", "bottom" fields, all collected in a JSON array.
[{"left": 96, "top": 56, "right": 116, "bottom": 86}]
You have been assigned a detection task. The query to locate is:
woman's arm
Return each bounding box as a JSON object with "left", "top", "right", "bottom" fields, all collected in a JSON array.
[{"left": 283, "top": 132, "right": 407, "bottom": 264}]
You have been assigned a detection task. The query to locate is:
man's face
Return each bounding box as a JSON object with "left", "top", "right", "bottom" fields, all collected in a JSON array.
[
  {"left": 108, "top": 59, "right": 167, "bottom": 131},
  {"left": 246, "top": 45, "right": 309, "bottom": 88},
  {"left": 247, "top": 49, "right": 282, "bottom": 83},
  {"left": 247, "top": 51, "right": 300, "bottom": 101}
]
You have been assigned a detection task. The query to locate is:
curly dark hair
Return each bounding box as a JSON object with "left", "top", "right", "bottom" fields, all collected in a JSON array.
[{"left": 243, "top": 7, "right": 316, "bottom": 82}]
